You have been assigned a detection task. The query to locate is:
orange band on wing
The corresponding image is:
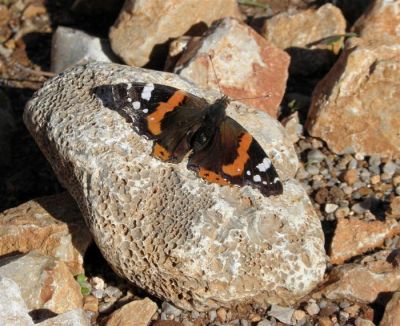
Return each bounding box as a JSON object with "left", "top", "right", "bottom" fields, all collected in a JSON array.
[
  {"left": 147, "top": 90, "right": 186, "bottom": 135},
  {"left": 152, "top": 143, "right": 171, "bottom": 161},
  {"left": 199, "top": 167, "right": 230, "bottom": 185},
  {"left": 222, "top": 132, "right": 252, "bottom": 177}
]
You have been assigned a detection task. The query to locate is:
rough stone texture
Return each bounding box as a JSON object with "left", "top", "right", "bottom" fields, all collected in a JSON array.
[
  {"left": 330, "top": 217, "right": 400, "bottom": 264},
  {"left": 352, "top": 0, "right": 400, "bottom": 45},
  {"left": 306, "top": 38, "right": 400, "bottom": 158},
  {"left": 105, "top": 298, "right": 157, "bottom": 326},
  {"left": 175, "top": 18, "right": 290, "bottom": 117},
  {"left": 0, "top": 251, "right": 83, "bottom": 313},
  {"left": 109, "top": 0, "right": 243, "bottom": 67},
  {"left": 0, "top": 192, "right": 92, "bottom": 275},
  {"left": 0, "top": 276, "right": 34, "bottom": 326},
  {"left": 319, "top": 250, "right": 400, "bottom": 303},
  {"left": 262, "top": 4, "right": 346, "bottom": 76},
  {"left": 380, "top": 292, "right": 400, "bottom": 326},
  {"left": 51, "top": 26, "right": 118, "bottom": 74},
  {"left": 24, "top": 62, "right": 325, "bottom": 311},
  {"left": 37, "top": 308, "right": 90, "bottom": 326}
]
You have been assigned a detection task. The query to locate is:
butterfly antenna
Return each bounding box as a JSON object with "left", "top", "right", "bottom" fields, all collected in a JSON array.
[
  {"left": 208, "top": 54, "right": 223, "bottom": 97},
  {"left": 230, "top": 94, "right": 272, "bottom": 102}
]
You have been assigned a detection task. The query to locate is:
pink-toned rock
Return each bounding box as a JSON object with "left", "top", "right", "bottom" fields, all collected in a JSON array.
[
  {"left": 0, "top": 193, "right": 92, "bottom": 275},
  {"left": 262, "top": 4, "right": 346, "bottom": 76},
  {"left": 330, "top": 217, "right": 400, "bottom": 264},
  {"left": 0, "top": 251, "right": 83, "bottom": 314},
  {"left": 352, "top": 0, "right": 400, "bottom": 44},
  {"left": 109, "top": 0, "right": 243, "bottom": 67},
  {"left": 319, "top": 250, "right": 400, "bottom": 303},
  {"left": 380, "top": 292, "right": 400, "bottom": 326},
  {"left": 175, "top": 18, "right": 290, "bottom": 117},
  {"left": 105, "top": 298, "right": 157, "bottom": 326},
  {"left": 306, "top": 38, "right": 400, "bottom": 159},
  {"left": 37, "top": 309, "right": 90, "bottom": 326}
]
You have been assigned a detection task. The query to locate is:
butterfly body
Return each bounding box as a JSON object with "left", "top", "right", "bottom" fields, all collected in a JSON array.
[{"left": 93, "top": 82, "right": 283, "bottom": 197}]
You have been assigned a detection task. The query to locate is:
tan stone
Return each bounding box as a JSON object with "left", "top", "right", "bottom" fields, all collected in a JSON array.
[
  {"left": 262, "top": 4, "right": 346, "bottom": 76},
  {"left": 175, "top": 18, "right": 290, "bottom": 117},
  {"left": 0, "top": 193, "right": 92, "bottom": 275},
  {"left": 83, "top": 295, "right": 98, "bottom": 313},
  {"left": 22, "top": 3, "right": 47, "bottom": 19},
  {"left": 37, "top": 309, "right": 90, "bottom": 326},
  {"left": 342, "top": 169, "right": 358, "bottom": 185},
  {"left": 380, "top": 292, "right": 400, "bottom": 326},
  {"left": 352, "top": 0, "right": 400, "bottom": 45},
  {"left": 330, "top": 218, "right": 400, "bottom": 264},
  {"left": 109, "top": 0, "right": 243, "bottom": 67},
  {"left": 105, "top": 298, "right": 157, "bottom": 326},
  {"left": 390, "top": 196, "right": 400, "bottom": 217},
  {"left": 319, "top": 250, "right": 400, "bottom": 303},
  {"left": 306, "top": 38, "right": 400, "bottom": 158},
  {"left": 318, "top": 316, "right": 333, "bottom": 326},
  {"left": 0, "top": 252, "right": 83, "bottom": 314}
]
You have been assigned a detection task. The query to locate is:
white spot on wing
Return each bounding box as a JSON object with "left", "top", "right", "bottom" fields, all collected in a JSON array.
[
  {"left": 246, "top": 170, "right": 251, "bottom": 176},
  {"left": 253, "top": 175, "right": 261, "bottom": 182},
  {"left": 273, "top": 177, "right": 280, "bottom": 183},
  {"left": 141, "top": 83, "right": 154, "bottom": 101},
  {"left": 127, "top": 97, "right": 132, "bottom": 102},
  {"left": 143, "top": 108, "right": 148, "bottom": 113},
  {"left": 133, "top": 101, "right": 141, "bottom": 110},
  {"left": 256, "top": 157, "right": 272, "bottom": 172}
]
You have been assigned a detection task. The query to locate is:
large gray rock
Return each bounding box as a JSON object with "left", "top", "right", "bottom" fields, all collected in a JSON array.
[{"left": 24, "top": 62, "right": 325, "bottom": 311}]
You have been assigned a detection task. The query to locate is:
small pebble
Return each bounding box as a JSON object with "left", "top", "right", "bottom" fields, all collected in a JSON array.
[
  {"left": 161, "top": 302, "right": 182, "bottom": 318},
  {"left": 317, "top": 316, "right": 333, "bottom": 326},
  {"left": 390, "top": 196, "right": 400, "bottom": 216},
  {"left": 383, "top": 161, "right": 397, "bottom": 176},
  {"left": 104, "top": 286, "right": 122, "bottom": 299},
  {"left": 182, "top": 319, "right": 193, "bottom": 326},
  {"left": 191, "top": 311, "right": 200, "bottom": 319},
  {"left": 305, "top": 302, "right": 320, "bottom": 316},
  {"left": 91, "top": 276, "right": 105, "bottom": 290},
  {"left": 354, "top": 317, "right": 374, "bottom": 326},
  {"left": 370, "top": 175, "right": 380, "bottom": 184},
  {"left": 344, "top": 304, "right": 360, "bottom": 317},
  {"left": 293, "top": 309, "right": 306, "bottom": 321},
  {"left": 355, "top": 153, "right": 365, "bottom": 160},
  {"left": 393, "top": 175, "right": 400, "bottom": 186},
  {"left": 381, "top": 172, "right": 393, "bottom": 182},
  {"left": 240, "top": 319, "right": 249, "bottom": 326},
  {"left": 342, "top": 185, "right": 353, "bottom": 195},
  {"left": 208, "top": 310, "right": 217, "bottom": 322},
  {"left": 306, "top": 165, "right": 320, "bottom": 175},
  {"left": 396, "top": 186, "right": 400, "bottom": 196},
  {"left": 368, "top": 155, "right": 381, "bottom": 168},
  {"left": 348, "top": 159, "right": 358, "bottom": 170},
  {"left": 216, "top": 308, "right": 227, "bottom": 322},
  {"left": 342, "top": 169, "right": 358, "bottom": 185},
  {"left": 335, "top": 207, "right": 350, "bottom": 218},
  {"left": 307, "top": 149, "right": 326, "bottom": 164},
  {"left": 325, "top": 203, "right": 338, "bottom": 214}
]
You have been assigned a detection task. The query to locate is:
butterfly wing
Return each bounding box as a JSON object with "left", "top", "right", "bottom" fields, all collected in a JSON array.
[
  {"left": 188, "top": 117, "right": 283, "bottom": 196},
  {"left": 94, "top": 82, "right": 209, "bottom": 163}
]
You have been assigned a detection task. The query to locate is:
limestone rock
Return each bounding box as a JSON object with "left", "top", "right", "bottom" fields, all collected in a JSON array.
[
  {"left": 105, "top": 298, "right": 157, "bottom": 326},
  {"left": 330, "top": 217, "right": 400, "bottom": 264},
  {"left": 0, "top": 251, "right": 83, "bottom": 313},
  {"left": 0, "top": 192, "right": 92, "bottom": 275},
  {"left": 0, "top": 276, "right": 34, "bottom": 326},
  {"left": 306, "top": 38, "right": 400, "bottom": 158},
  {"left": 319, "top": 250, "right": 400, "bottom": 303},
  {"left": 24, "top": 62, "right": 325, "bottom": 311},
  {"left": 175, "top": 18, "right": 290, "bottom": 117},
  {"left": 380, "top": 292, "right": 400, "bottom": 326},
  {"left": 352, "top": 0, "right": 400, "bottom": 45},
  {"left": 37, "top": 308, "right": 90, "bottom": 326},
  {"left": 262, "top": 4, "right": 346, "bottom": 76},
  {"left": 51, "top": 26, "right": 118, "bottom": 74},
  {"left": 109, "top": 0, "right": 243, "bottom": 67}
]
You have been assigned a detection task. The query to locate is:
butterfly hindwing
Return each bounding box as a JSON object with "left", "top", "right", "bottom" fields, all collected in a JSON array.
[{"left": 189, "top": 117, "right": 283, "bottom": 196}]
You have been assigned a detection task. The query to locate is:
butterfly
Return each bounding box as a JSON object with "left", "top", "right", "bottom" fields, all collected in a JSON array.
[{"left": 93, "top": 82, "right": 283, "bottom": 197}]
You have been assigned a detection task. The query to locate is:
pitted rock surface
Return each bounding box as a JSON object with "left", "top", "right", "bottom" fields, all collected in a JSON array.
[{"left": 24, "top": 62, "right": 325, "bottom": 311}]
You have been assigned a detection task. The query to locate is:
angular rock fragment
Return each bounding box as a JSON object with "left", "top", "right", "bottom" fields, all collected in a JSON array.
[
  {"left": 330, "top": 217, "right": 400, "bottom": 264},
  {"left": 306, "top": 38, "right": 400, "bottom": 158},
  {"left": 109, "top": 0, "right": 243, "bottom": 67},
  {"left": 262, "top": 4, "right": 346, "bottom": 76},
  {"left": 175, "top": 18, "right": 290, "bottom": 117},
  {"left": 0, "top": 252, "right": 83, "bottom": 314},
  {"left": 0, "top": 192, "right": 92, "bottom": 275},
  {"left": 24, "top": 62, "right": 325, "bottom": 311}
]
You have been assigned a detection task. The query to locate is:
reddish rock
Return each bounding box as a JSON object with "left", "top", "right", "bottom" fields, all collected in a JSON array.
[
  {"left": 306, "top": 38, "right": 400, "bottom": 159},
  {"left": 389, "top": 196, "right": 400, "bottom": 217},
  {"left": 330, "top": 218, "right": 400, "bottom": 264},
  {"left": 380, "top": 292, "right": 400, "bottom": 326},
  {"left": 105, "top": 298, "right": 157, "bottom": 326},
  {"left": 262, "top": 4, "right": 346, "bottom": 76},
  {"left": 342, "top": 169, "right": 358, "bottom": 185},
  {"left": 175, "top": 18, "right": 290, "bottom": 117},
  {"left": 352, "top": 0, "right": 400, "bottom": 44},
  {"left": 319, "top": 250, "right": 400, "bottom": 303},
  {"left": 0, "top": 252, "right": 83, "bottom": 314},
  {"left": 0, "top": 193, "right": 92, "bottom": 275},
  {"left": 109, "top": 0, "right": 243, "bottom": 67}
]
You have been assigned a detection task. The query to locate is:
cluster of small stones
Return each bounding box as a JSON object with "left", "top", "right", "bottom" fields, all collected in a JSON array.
[{"left": 77, "top": 133, "right": 400, "bottom": 325}]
